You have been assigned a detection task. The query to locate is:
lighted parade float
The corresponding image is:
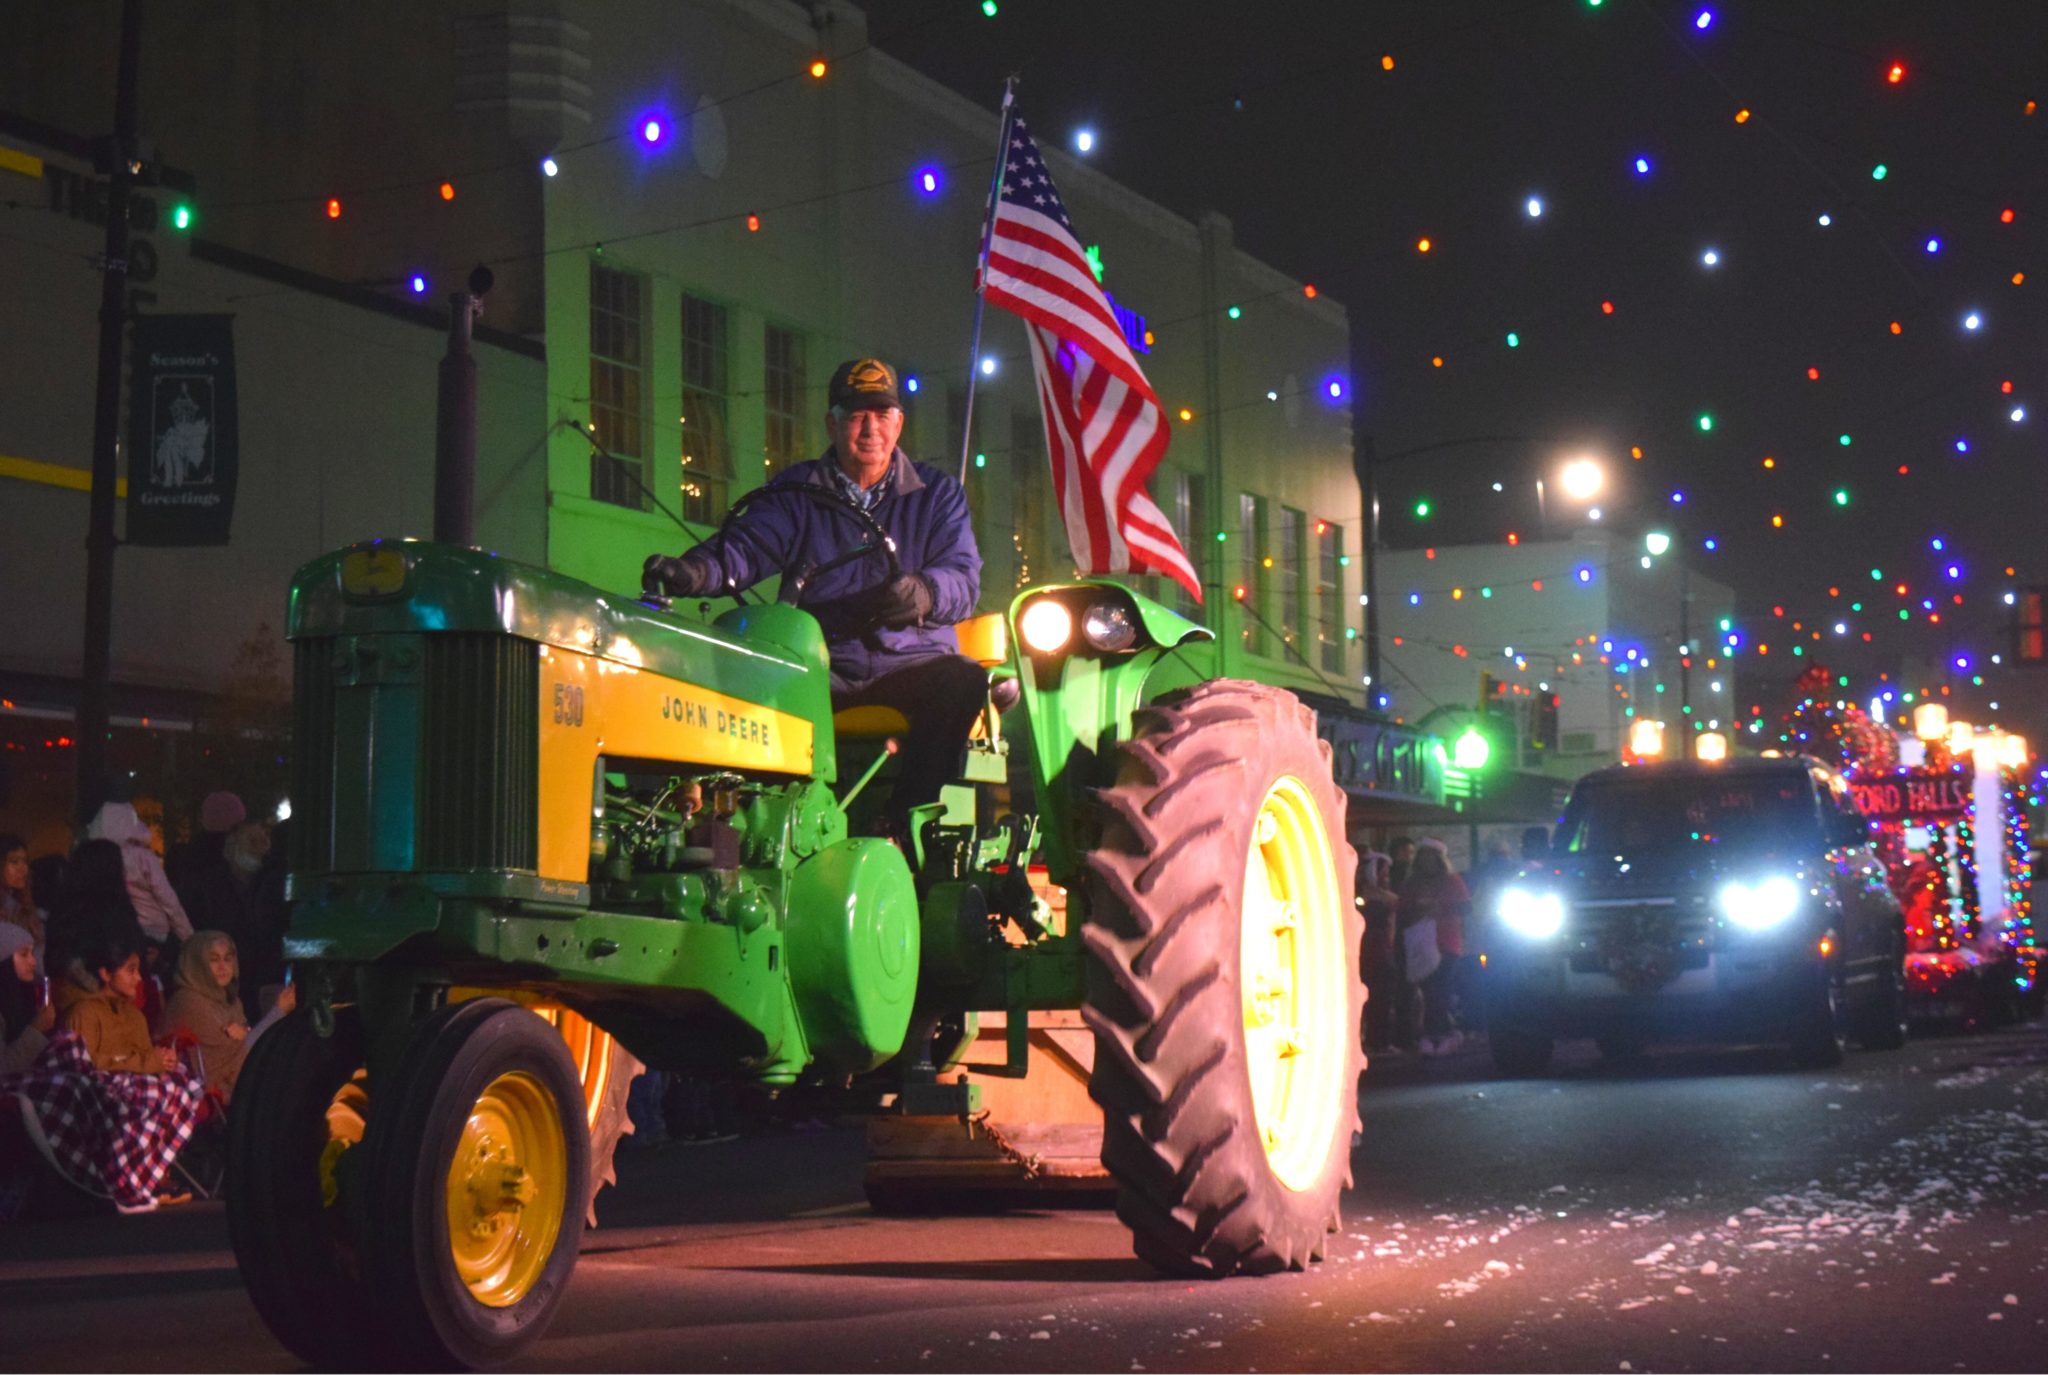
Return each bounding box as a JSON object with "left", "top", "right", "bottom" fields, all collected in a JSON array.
[{"left": 1772, "top": 667, "right": 2041, "bottom": 1028}]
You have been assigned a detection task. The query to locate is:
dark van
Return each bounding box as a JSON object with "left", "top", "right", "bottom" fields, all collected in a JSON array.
[{"left": 1482, "top": 754, "right": 1909, "bottom": 1074}]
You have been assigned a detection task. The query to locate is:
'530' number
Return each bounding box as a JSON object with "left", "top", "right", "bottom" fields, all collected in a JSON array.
[{"left": 552, "top": 682, "right": 585, "bottom": 727}]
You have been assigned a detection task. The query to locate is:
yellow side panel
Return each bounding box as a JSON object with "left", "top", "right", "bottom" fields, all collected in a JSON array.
[{"left": 536, "top": 645, "right": 816, "bottom": 884}]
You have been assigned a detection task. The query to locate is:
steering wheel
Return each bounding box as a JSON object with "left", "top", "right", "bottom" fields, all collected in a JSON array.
[{"left": 724, "top": 483, "right": 902, "bottom": 604}]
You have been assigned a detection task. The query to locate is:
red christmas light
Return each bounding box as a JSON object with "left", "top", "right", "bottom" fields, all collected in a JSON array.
[
  {"left": 1886, "top": 62, "right": 1906, "bottom": 84},
  {"left": 325, "top": 197, "right": 342, "bottom": 219}
]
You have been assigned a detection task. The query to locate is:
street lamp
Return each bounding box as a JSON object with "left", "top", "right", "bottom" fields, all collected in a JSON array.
[{"left": 1559, "top": 457, "right": 1605, "bottom": 501}]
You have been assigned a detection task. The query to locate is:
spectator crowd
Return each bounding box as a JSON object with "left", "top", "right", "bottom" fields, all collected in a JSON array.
[
  {"left": 0, "top": 781, "right": 292, "bottom": 1218},
  {"left": 1356, "top": 826, "right": 1552, "bottom": 1060}
]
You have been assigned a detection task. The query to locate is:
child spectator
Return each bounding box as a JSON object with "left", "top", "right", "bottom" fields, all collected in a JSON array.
[
  {"left": 159, "top": 930, "right": 295, "bottom": 1103},
  {"left": 1, "top": 921, "right": 56, "bottom": 1074},
  {"left": 1355, "top": 851, "right": 1400, "bottom": 1055},
  {"left": 0, "top": 835, "right": 45, "bottom": 955},
  {"left": 58, "top": 928, "right": 180, "bottom": 1076},
  {"left": 13, "top": 924, "right": 204, "bottom": 1213}
]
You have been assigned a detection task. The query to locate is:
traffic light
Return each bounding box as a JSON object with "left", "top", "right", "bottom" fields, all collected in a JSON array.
[
  {"left": 1478, "top": 671, "right": 1506, "bottom": 715},
  {"left": 1532, "top": 691, "right": 1560, "bottom": 750}
]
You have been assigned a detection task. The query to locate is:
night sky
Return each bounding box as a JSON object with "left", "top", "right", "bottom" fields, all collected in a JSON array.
[{"left": 881, "top": 0, "right": 2048, "bottom": 735}]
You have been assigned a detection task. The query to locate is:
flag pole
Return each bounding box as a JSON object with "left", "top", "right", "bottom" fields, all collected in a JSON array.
[{"left": 959, "top": 77, "right": 1019, "bottom": 484}]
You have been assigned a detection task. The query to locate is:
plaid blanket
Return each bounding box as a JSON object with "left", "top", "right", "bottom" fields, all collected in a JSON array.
[{"left": 4, "top": 1031, "right": 203, "bottom": 1209}]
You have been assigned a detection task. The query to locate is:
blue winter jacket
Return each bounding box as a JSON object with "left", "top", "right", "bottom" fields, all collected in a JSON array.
[{"left": 684, "top": 448, "right": 983, "bottom": 688}]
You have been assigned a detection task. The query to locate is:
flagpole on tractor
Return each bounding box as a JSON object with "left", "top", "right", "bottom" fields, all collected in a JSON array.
[{"left": 959, "top": 78, "right": 1019, "bottom": 484}]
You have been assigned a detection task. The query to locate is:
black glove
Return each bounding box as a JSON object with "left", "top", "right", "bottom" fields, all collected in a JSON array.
[
  {"left": 642, "top": 553, "right": 717, "bottom": 597},
  {"left": 862, "top": 573, "right": 936, "bottom": 629}
]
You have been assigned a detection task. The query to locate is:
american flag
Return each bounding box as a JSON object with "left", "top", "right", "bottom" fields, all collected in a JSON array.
[{"left": 977, "top": 114, "right": 1203, "bottom": 603}]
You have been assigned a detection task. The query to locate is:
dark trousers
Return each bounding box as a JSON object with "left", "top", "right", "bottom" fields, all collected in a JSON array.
[{"left": 832, "top": 654, "right": 988, "bottom": 824}]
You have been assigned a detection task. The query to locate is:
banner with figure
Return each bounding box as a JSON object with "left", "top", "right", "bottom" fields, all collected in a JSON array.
[{"left": 126, "top": 314, "right": 237, "bottom": 545}]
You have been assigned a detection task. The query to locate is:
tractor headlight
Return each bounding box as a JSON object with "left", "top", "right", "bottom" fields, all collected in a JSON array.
[
  {"left": 1719, "top": 875, "right": 1802, "bottom": 930},
  {"left": 1082, "top": 601, "right": 1138, "bottom": 652},
  {"left": 1019, "top": 598, "right": 1075, "bottom": 655},
  {"left": 1497, "top": 887, "right": 1565, "bottom": 939}
]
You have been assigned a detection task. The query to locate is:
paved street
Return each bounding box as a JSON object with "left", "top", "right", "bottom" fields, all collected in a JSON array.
[{"left": 4, "top": 1023, "right": 2046, "bottom": 1373}]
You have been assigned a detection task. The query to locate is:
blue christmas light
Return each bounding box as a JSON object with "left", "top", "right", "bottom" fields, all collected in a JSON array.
[
  {"left": 1694, "top": 9, "right": 1714, "bottom": 30},
  {"left": 409, "top": 274, "right": 428, "bottom": 295},
  {"left": 1633, "top": 155, "right": 1652, "bottom": 175},
  {"left": 1577, "top": 566, "right": 1595, "bottom": 584},
  {"left": 1817, "top": 213, "right": 1833, "bottom": 226},
  {"left": 904, "top": 374, "right": 920, "bottom": 394},
  {"left": 1703, "top": 537, "right": 1719, "bottom": 551},
  {"left": 1670, "top": 489, "right": 1686, "bottom": 504},
  {"left": 540, "top": 156, "right": 559, "bottom": 177},
  {"left": 1925, "top": 236, "right": 1942, "bottom": 254},
  {"left": 916, "top": 167, "right": 941, "bottom": 196},
  {"left": 1325, "top": 377, "right": 1347, "bottom": 401},
  {"left": 1956, "top": 438, "right": 1971, "bottom": 453},
  {"left": 1964, "top": 310, "right": 1982, "bottom": 330},
  {"left": 1074, "top": 128, "right": 1096, "bottom": 155},
  {"left": 639, "top": 114, "right": 667, "bottom": 146},
  {"left": 1947, "top": 563, "right": 1963, "bottom": 580},
  {"left": 1931, "top": 537, "right": 1946, "bottom": 551}
]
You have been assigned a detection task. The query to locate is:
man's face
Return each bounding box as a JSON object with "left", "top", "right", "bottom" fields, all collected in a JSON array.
[
  {"left": 1392, "top": 842, "right": 1415, "bottom": 865},
  {"left": 827, "top": 405, "right": 904, "bottom": 485}
]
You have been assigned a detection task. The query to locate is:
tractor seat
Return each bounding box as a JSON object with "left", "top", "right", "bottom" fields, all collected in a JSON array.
[{"left": 831, "top": 611, "right": 1010, "bottom": 739}]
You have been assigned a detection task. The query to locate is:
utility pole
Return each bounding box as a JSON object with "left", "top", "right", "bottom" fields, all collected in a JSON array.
[
  {"left": 76, "top": 0, "right": 142, "bottom": 819},
  {"left": 1353, "top": 432, "right": 1382, "bottom": 709}
]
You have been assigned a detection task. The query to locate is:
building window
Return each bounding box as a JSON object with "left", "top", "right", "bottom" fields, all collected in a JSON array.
[
  {"left": 588, "top": 261, "right": 646, "bottom": 508},
  {"left": 680, "top": 293, "right": 732, "bottom": 526},
  {"left": 1239, "top": 492, "right": 1266, "bottom": 657},
  {"left": 1010, "top": 407, "right": 1048, "bottom": 591},
  {"left": 1317, "top": 518, "right": 1344, "bottom": 673},
  {"left": 764, "top": 323, "right": 807, "bottom": 473},
  {"left": 1279, "top": 506, "right": 1306, "bottom": 657},
  {"left": 1162, "top": 468, "right": 1205, "bottom": 620}
]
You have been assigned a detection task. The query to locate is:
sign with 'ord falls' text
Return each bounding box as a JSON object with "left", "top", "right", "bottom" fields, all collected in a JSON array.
[
  {"left": 126, "top": 314, "right": 238, "bottom": 545},
  {"left": 1847, "top": 768, "right": 1972, "bottom": 823}
]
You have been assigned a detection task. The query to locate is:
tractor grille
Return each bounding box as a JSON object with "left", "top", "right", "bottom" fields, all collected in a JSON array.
[
  {"left": 418, "top": 634, "right": 539, "bottom": 872},
  {"left": 290, "top": 638, "right": 337, "bottom": 873},
  {"left": 288, "top": 633, "right": 538, "bottom": 874}
]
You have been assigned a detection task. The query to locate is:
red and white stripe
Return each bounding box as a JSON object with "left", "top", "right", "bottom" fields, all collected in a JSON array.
[{"left": 981, "top": 200, "right": 1203, "bottom": 602}]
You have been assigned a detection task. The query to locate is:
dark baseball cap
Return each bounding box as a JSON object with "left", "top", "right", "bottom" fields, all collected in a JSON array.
[{"left": 828, "top": 357, "right": 902, "bottom": 412}]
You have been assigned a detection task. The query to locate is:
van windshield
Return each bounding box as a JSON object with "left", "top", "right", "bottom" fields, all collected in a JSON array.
[{"left": 1559, "top": 772, "right": 1820, "bottom": 854}]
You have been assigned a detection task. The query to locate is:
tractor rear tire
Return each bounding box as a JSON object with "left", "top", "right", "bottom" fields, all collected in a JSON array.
[
  {"left": 532, "top": 1005, "right": 641, "bottom": 1225},
  {"left": 225, "top": 1007, "right": 377, "bottom": 1370},
  {"left": 1083, "top": 680, "right": 1363, "bottom": 1277},
  {"left": 362, "top": 999, "right": 590, "bottom": 1370}
]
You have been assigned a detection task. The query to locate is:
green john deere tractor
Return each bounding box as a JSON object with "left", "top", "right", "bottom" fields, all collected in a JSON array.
[{"left": 227, "top": 517, "right": 1363, "bottom": 1368}]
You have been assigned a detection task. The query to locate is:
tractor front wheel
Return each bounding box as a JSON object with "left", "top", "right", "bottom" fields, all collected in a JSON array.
[
  {"left": 362, "top": 999, "right": 590, "bottom": 1369},
  {"left": 225, "top": 1007, "right": 377, "bottom": 1369},
  {"left": 1083, "top": 680, "right": 1363, "bottom": 1277}
]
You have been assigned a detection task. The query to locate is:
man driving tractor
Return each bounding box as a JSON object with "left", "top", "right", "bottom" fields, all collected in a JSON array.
[{"left": 643, "top": 357, "right": 987, "bottom": 841}]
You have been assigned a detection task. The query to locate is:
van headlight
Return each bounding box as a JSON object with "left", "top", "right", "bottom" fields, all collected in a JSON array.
[
  {"left": 1497, "top": 887, "right": 1565, "bottom": 939},
  {"left": 1719, "top": 876, "right": 1802, "bottom": 929}
]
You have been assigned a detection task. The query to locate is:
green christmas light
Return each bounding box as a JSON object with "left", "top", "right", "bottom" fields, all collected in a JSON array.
[
  {"left": 1697, "top": 414, "right": 1714, "bottom": 432},
  {"left": 1833, "top": 488, "right": 1850, "bottom": 506},
  {"left": 1226, "top": 305, "right": 1242, "bottom": 320},
  {"left": 1413, "top": 499, "right": 1433, "bottom": 519},
  {"left": 1506, "top": 332, "right": 1520, "bottom": 348},
  {"left": 171, "top": 202, "right": 193, "bottom": 231}
]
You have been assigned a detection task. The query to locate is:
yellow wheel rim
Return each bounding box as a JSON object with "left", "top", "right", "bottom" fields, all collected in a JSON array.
[
  {"left": 1239, "top": 775, "right": 1348, "bottom": 1192},
  {"left": 445, "top": 1070, "right": 567, "bottom": 1309}
]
